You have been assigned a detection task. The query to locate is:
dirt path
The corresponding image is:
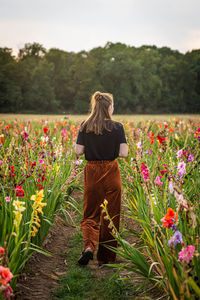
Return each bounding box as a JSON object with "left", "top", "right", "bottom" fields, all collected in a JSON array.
[{"left": 15, "top": 215, "right": 76, "bottom": 299}]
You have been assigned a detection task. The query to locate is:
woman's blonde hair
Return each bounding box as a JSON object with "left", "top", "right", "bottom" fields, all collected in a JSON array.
[{"left": 80, "top": 91, "right": 114, "bottom": 135}]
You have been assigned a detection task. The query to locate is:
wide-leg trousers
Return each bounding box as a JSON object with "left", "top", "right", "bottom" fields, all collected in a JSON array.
[{"left": 80, "top": 160, "right": 121, "bottom": 263}]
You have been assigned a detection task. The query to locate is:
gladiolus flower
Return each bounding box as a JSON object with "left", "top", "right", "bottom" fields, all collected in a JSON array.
[
  {"left": 76, "top": 159, "right": 83, "bottom": 165},
  {"left": 168, "top": 231, "right": 183, "bottom": 247},
  {"left": 178, "top": 245, "right": 195, "bottom": 264},
  {"left": 13, "top": 200, "right": 26, "bottom": 212},
  {"left": 177, "top": 160, "right": 186, "bottom": 178},
  {"left": 15, "top": 185, "right": 25, "bottom": 197},
  {"left": 160, "top": 169, "right": 168, "bottom": 176},
  {"left": 5, "top": 196, "right": 10, "bottom": 203},
  {"left": 157, "top": 135, "right": 165, "bottom": 145},
  {"left": 0, "top": 135, "right": 4, "bottom": 144},
  {"left": 0, "top": 247, "right": 4, "bottom": 254},
  {"left": 146, "top": 149, "right": 152, "bottom": 154},
  {"left": 22, "top": 131, "right": 29, "bottom": 140},
  {"left": 43, "top": 127, "right": 48, "bottom": 134},
  {"left": 0, "top": 266, "right": 13, "bottom": 285},
  {"left": 154, "top": 176, "right": 163, "bottom": 186},
  {"left": 141, "top": 163, "right": 150, "bottom": 181},
  {"left": 194, "top": 128, "right": 200, "bottom": 139},
  {"left": 177, "top": 149, "right": 183, "bottom": 158},
  {"left": 31, "top": 190, "right": 47, "bottom": 236},
  {"left": 2, "top": 284, "right": 14, "bottom": 299},
  {"left": 148, "top": 132, "right": 154, "bottom": 144},
  {"left": 188, "top": 154, "right": 194, "bottom": 162},
  {"left": 137, "top": 141, "right": 142, "bottom": 150},
  {"left": 161, "top": 208, "right": 178, "bottom": 228}
]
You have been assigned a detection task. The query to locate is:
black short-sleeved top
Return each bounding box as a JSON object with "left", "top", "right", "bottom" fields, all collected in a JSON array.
[{"left": 76, "top": 120, "right": 127, "bottom": 161}]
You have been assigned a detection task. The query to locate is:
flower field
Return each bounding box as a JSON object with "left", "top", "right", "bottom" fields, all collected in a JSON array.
[
  {"left": 0, "top": 116, "right": 200, "bottom": 299},
  {"left": 106, "top": 118, "right": 200, "bottom": 299},
  {"left": 0, "top": 119, "right": 82, "bottom": 299}
]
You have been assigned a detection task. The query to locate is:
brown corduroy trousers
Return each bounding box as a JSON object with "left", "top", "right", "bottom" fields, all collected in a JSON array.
[{"left": 80, "top": 160, "right": 121, "bottom": 263}]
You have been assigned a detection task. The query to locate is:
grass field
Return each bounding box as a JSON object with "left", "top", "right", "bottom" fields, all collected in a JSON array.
[{"left": 0, "top": 113, "right": 200, "bottom": 122}]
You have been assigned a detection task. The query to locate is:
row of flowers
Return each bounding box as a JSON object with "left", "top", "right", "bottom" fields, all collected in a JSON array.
[
  {"left": 117, "top": 119, "right": 200, "bottom": 299},
  {"left": 0, "top": 119, "right": 83, "bottom": 298}
]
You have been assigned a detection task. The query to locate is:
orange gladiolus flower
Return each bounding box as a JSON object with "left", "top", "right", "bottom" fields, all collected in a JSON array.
[{"left": 161, "top": 208, "right": 178, "bottom": 228}]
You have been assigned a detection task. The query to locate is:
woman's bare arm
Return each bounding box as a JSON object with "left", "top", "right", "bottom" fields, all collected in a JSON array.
[
  {"left": 75, "top": 144, "right": 85, "bottom": 156},
  {"left": 119, "top": 143, "right": 128, "bottom": 158}
]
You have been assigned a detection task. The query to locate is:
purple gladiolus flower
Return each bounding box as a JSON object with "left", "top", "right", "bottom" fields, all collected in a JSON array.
[
  {"left": 171, "top": 224, "right": 176, "bottom": 230},
  {"left": 188, "top": 154, "right": 194, "bottom": 162},
  {"left": 177, "top": 160, "right": 186, "bottom": 178},
  {"left": 168, "top": 230, "right": 183, "bottom": 247}
]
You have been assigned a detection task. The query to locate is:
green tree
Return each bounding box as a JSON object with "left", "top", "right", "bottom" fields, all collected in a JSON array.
[
  {"left": 0, "top": 48, "right": 22, "bottom": 112},
  {"left": 45, "top": 48, "right": 75, "bottom": 112},
  {"left": 25, "top": 59, "right": 58, "bottom": 112}
]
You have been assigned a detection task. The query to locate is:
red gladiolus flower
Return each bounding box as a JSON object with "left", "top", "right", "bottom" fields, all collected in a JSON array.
[
  {"left": 15, "top": 185, "right": 25, "bottom": 197},
  {"left": 43, "top": 127, "right": 48, "bottom": 134},
  {"left": 0, "top": 247, "right": 4, "bottom": 254},
  {"left": 157, "top": 135, "right": 166, "bottom": 145},
  {"left": 160, "top": 169, "right": 168, "bottom": 176},
  {"left": 161, "top": 208, "right": 178, "bottom": 228},
  {"left": 148, "top": 132, "right": 155, "bottom": 144},
  {"left": 38, "top": 184, "right": 45, "bottom": 190}
]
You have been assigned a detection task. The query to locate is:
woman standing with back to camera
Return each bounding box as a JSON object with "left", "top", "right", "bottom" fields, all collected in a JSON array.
[{"left": 75, "top": 91, "right": 128, "bottom": 266}]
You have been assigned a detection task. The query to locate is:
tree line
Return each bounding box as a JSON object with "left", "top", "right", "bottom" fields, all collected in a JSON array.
[{"left": 0, "top": 42, "right": 200, "bottom": 114}]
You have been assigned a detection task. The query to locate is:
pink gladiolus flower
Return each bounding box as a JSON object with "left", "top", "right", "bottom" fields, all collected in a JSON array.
[
  {"left": 137, "top": 141, "right": 142, "bottom": 150},
  {"left": 178, "top": 245, "right": 195, "bottom": 264},
  {"left": 194, "top": 128, "right": 200, "bottom": 139},
  {"left": 3, "top": 283, "right": 14, "bottom": 299},
  {"left": 177, "top": 160, "right": 186, "bottom": 178},
  {"left": 146, "top": 149, "right": 152, "bottom": 154},
  {"left": 22, "top": 131, "right": 29, "bottom": 140},
  {"left": 75, "top": 159, "right": 83, "bottom": 165},
  {"left": 61, "top": 128, "right": 67, "bottom": 134},
  {"left": 5, "top": 197, "right": 10, "bottom": 203},
  {"left": 154, "top": 176, "right": 163, "bottom": 186},
  {"left": 177, "top": 149, "right": 183, "bottom": 158},
  {"left": 128, "top": 176, "right": 133, "bottom": 182},
  {"left": 141, "top": 163, "right": 150, "bottom": 181}
]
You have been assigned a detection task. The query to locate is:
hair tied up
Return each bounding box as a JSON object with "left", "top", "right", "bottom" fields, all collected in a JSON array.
[{"left": 95, "top": 92, "right": 103, "bottom": 102}]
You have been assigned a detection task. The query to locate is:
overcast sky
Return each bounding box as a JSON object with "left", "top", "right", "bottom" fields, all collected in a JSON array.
[{"left": 0, "top": 0, "right": 200, "bottom": 54}]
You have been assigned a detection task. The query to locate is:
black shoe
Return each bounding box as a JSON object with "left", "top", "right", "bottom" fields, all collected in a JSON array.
[
  {"left": 78, "top": 250, "right": 93, "bottom": 265},
  {"left": 98, "top": 261, "right": 108, "bottom": 267}
]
